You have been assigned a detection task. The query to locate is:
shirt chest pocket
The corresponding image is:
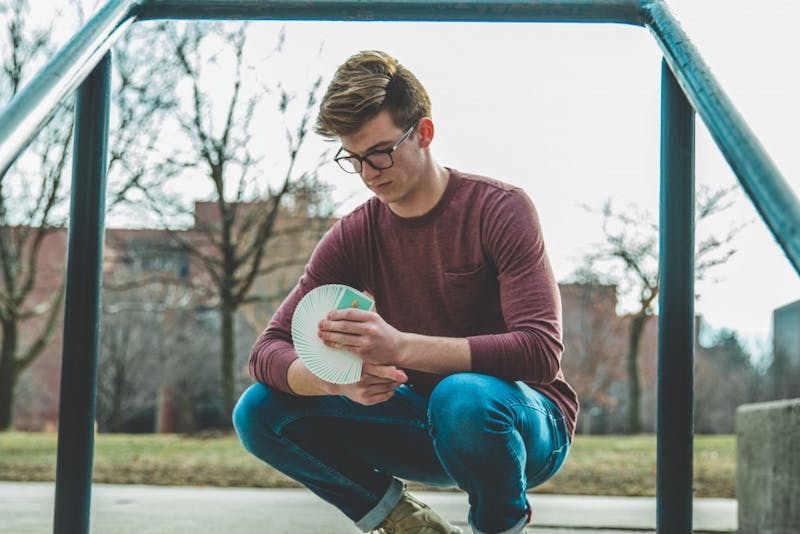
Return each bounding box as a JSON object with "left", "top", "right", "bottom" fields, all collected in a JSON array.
[{"left": 442, "top": 263, "right": 493, "bottom": 333}]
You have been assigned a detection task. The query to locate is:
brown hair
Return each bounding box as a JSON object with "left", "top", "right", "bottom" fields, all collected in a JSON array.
[{"left": 315, "top": 50, "right": 431, "bottom": 138}]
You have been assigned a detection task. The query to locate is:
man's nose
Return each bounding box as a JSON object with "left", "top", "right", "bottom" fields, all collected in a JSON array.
[{"left": 360, "top": 161, "right": 381, "bottom": 182}]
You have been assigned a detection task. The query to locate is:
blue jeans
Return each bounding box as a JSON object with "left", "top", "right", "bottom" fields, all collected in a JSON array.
[{"left": 232, "top": 373, "right": 571, "bottom": 534}]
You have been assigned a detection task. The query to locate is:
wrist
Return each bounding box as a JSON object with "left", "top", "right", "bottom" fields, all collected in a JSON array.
[
  {"left": 395, "top": 331, "right": 415, "bottom": 368},
  {"left": 321, "top": 378, "right": 340, "bottom": 395},
  {"left": 288, "top": 358, "right": 338, "bottom": 396}
]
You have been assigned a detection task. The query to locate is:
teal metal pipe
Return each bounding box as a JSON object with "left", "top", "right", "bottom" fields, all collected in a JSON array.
[
  {"left": 657, "top": 58, "right": 695, "bottom": 533},
  {"left": 0, "top": 0, "right": 137, "bottom": 178},
  {"left": 644, "top": 0, "right": 800, "bottom": 276},
  {"left": 137, "top": 0, "right": 646, "bottom": 24},
  {"left": 0, "top": 2, "right": 793, "bottom": 533},
  {"left": 53, "top": 52, "right": 111, "bottom": 534}
]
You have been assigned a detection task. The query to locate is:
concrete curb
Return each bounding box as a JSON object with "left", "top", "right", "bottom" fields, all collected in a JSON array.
[{"left": 0, "top": 482, "right": 737, "bottom": 533}]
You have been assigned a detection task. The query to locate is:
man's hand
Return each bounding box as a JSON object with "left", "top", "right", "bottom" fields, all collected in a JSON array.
[
  {"left": 318, "top": 308, "right": 407, "bottom": 366},
  {"left": 317, "top": 307, "right": 472, "bottom": 377},
  {"left": 331, "top": 363, "right": 408, "bottom": 405}
]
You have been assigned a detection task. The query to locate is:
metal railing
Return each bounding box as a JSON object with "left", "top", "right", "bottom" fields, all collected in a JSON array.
[{"left": 0, "top": 1, "right": 798, "bottom": 533}]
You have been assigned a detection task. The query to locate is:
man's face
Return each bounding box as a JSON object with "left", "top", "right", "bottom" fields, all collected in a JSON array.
[{"left": 339, "top": 110, "right": 423, "bottom": 208}]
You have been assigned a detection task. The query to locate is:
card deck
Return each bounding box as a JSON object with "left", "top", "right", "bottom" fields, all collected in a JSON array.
[{"left": 291, "top": 284, "right": 374, "bottom": 384}]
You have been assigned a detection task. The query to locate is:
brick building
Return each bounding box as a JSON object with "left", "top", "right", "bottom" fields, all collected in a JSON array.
[
  {"left": 559, "top": 283, "right": 660, "bottom": 433},
  {"left": 11, "top": 202, "right": 330, "bottom": 431}
]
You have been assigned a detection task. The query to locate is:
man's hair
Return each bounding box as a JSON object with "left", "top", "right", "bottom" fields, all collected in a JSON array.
[{"left": 315, "top": 50, "right": 432, "bottom": 138}]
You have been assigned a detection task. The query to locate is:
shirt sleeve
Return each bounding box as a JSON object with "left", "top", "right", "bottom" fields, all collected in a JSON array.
[
  {"left": 467, "top": 188, "right": 564, "bottom": 384},
  {"left": 248, "top": 218, "right": 356, "bottom": 394}
]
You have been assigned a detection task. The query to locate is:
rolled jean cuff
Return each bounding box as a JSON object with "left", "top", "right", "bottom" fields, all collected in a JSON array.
[
  {"left": 470, "top": 507, "right": 529, "bottom": 534},
  {"left": 355, "top": 477, "right": 405, "bottom": 532}
]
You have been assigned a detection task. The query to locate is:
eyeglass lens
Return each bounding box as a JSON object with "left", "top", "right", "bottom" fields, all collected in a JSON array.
[{"left": 338, "top": 152, "right": 393, "bottom": 173}]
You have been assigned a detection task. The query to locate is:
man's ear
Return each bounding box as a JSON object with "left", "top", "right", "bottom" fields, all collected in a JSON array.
[{"left": 416, "top": 117, "right": 435, "bottom": 149}]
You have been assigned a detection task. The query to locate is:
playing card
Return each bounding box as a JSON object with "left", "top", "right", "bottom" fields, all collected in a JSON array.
[
  {"left": 291, "top": 283, "right": 374, "bottom": 384},
  {"left": 336, "top": 287, "right": 375, "bottom": 312}
]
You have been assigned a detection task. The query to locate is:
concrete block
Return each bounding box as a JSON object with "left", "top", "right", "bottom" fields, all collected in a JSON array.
[{"left": 736, "top": 398, "right": 800, "bottom": 534}]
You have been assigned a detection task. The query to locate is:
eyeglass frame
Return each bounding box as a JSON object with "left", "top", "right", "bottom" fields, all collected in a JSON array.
[{"left": 333, "top": 121, "right": 417, "bottom": 174}]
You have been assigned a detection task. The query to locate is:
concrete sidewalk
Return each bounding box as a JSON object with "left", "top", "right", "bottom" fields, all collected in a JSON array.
[{"left": 0, "top": 481, "right": 737, "bottom": 533}]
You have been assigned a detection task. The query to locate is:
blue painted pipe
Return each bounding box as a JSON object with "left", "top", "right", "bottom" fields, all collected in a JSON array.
[
  {"left": 646, "top": 1, "right": 800, "bottom": 276},
  {"left": 53, "top": 52, "right": 111, "bottom": 534},
  {"left": 137, "top": 0, "right": 645, "bottom": 23},
  {"left": 657, "top": 58, "right": 695, "bottom": 534}
]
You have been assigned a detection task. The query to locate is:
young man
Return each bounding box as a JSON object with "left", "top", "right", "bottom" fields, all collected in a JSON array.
[{"left": 233, "top": 50, "right": 579, "bottom": 534}]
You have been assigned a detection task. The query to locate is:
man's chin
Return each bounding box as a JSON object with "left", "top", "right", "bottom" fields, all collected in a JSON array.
[{"left": 373, "top": 190, "right": 394, "bottom": 203}]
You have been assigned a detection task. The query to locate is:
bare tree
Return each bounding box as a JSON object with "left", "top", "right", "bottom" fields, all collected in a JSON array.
[
  {"left": 694, "top": 328, "right": 761, "bottom": 433},
  {"left": 1, "top": 0, "right": 184, "bottom": 430},
  {"left": 106, "top": 20, "right": 180, "bottom": 211},
  {"left": 97, "top": 269, "right": 220, "bottom": 433},
  {"left": 97, "top": 297, "right": 163, "bottom": 432},
  {"left": 573, "top": 186, "right": 742, "bottom": 433},
  {"left": 0, "top": 0, "right": 73, "bottom": 430},
  {"left": 127, "top": 22, "right": 333, "bottom": 421}
]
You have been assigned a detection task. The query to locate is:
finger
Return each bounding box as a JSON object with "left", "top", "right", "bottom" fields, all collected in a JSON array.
[
  {"left": 364, "top": 384, "right": 399, "bottom": 397},
  {"left": 359, "top": 375, "right": 399, "bottom": 386},
  {"left": 327, "top": 308, "right": 373, "bottom": 322},
  {"left": 349, "top": 383, "right": 396, "bottom": 405},
  {"left": 320, "top": 331, "right": 361, "bottom": 348},
  {"left": 318, "top": 319, "right": 363, "bottom": 335},
  {"left": 362, "top": 363, "right": 407, "bottom": 383},
  {"left": 372, "top": 366, "right": 406, "bottom": 383},
  {"left": 369, "top": 390, "right": 397, "bottom": 404},
  {"left": 362, "top": 388, "right": 397, "bottom": 405}
]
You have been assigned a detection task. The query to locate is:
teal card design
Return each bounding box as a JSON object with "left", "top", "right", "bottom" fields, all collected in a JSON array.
[{"left": 336, "top": 287, "right": 374, "bottom": 311}]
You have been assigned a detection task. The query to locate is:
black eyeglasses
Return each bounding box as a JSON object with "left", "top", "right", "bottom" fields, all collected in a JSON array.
[{"left": 333, "top": 123, "right": 416, "bottom": 174}]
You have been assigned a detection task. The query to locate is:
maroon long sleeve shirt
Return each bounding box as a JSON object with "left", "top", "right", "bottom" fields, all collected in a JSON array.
[{"left": 250, "top": 169, "right": 579, "bottom": 437}]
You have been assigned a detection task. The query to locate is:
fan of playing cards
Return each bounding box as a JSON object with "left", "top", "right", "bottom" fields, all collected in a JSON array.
[{"left": 291, "top": 284, "right": 375, "bottom": 384}]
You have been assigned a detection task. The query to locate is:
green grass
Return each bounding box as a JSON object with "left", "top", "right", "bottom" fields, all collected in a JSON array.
[
  {"left": 0, "top": 432, "right": 735, "bottom": 498},
  {"left": 537, "top": 434, "right": 735, "bottom": 498}
]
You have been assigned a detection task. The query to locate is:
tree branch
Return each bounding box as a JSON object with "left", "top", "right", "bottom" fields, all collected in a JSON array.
[{"left": 17, "top": 276, "right": 66, "bottom": 370}]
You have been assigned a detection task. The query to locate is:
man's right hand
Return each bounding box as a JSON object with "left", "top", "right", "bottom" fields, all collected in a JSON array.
[{"left": 331, "top": 363, "right": 408, "bottom": 406}]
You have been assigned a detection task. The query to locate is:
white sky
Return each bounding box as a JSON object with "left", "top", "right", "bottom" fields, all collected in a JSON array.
[
  {"left": 28, "top": 0, "right": 800, "bottom": 350},
  {"left": 247, "top": 0, "right": 799, "bottom": 350}
]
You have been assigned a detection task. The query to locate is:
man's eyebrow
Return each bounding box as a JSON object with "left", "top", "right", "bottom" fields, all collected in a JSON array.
[{"left": 342, "top": 138, "right": 394, "bottom": 156}]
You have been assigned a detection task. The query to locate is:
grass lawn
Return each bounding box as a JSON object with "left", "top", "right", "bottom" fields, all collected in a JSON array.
[{"left": 0, "top": 432, "right": 735, "bottom": 498}]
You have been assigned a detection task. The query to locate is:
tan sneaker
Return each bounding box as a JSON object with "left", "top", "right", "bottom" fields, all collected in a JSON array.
[{"left": 371, "top": 491, "right": 462, "bottom": 534}]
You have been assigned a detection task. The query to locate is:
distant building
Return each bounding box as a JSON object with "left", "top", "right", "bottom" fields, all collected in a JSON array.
[
  {"left": 13, "top": 229, "right": 717, "bottom": 434},
  {"left": 772, "top": 299, "right": 800, "bottom": 399},
  {"left": 559, "top": 282, "right": 661, "bottom": 434},
  {"left": 12, "top": 202, "right": 331, "bottom": 431}
]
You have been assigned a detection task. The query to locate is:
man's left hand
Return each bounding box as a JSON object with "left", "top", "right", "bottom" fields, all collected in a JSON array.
[{"left": 318, "top": 308, "right": 405, "bottom": 366}]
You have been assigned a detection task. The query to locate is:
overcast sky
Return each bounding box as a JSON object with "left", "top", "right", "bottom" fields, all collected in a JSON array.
[{"left": 28, "top": 0, "right": 800, "bottom": 351}]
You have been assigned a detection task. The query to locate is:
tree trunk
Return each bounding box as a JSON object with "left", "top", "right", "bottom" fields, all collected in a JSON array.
[
  {"left": 0, "top": 320, "right": 19, "bottom": 430},
  {"left": 156, "top": 385, "right": 180, "bottom": 433},
  {"left": 626, "top": 313, "right": 647, "bottom": 434},
  {"left": 220, "top": 302, "right": 235, "bottom": 426},
  {"left": 0, "top": 366, "right": 17, "bottom": 431},
  {"left": 109, "top": 360, "right": 125, "bottom": 433}
]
